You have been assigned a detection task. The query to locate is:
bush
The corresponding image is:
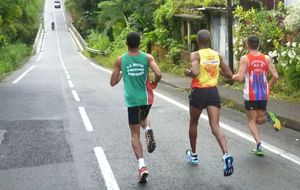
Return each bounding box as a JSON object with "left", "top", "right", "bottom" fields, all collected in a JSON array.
[
  {"left": 285, "top": 2, "right": 300, "bottom": 35},
  {"left": 233, "top": 5, "right": 286, "bottom": 61},
  {"left": 0, "top": 43, "right": 30, "bottom": 75},
  {"left": 87, "top": 30, "right": 110, "bottom": 51},
  {"left": 275, "top": 42, "right": 300, "bottom": 89}
]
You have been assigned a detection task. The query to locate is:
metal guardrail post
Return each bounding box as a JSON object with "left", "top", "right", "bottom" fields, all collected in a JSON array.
[{"left": 69, "top": 23, "right": 105, "bottom": 55}]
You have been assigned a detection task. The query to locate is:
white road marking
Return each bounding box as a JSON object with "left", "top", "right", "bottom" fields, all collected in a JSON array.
[
  {"left": 154, "top": 91, "right": 300, "bottom": 166},
  {"left": 88, "top": 65, "right": 300, "bottom": 165},
  {"left": 94, "top": 147, "right": 120, "bottom": 190},
  {"left": 63, "top": 11, "right": 66, "bottom": 22},
  {"left": 68, "top": 80, "right": 74, "bottom": 88},
  {"left": 12, "top": 65, "right": 36, "bottom": 84},
  {"left": 41, "top": 37, "right": 46, "bottom": 52},
  {"left": 72, "top": 90, "right": 80, "bottom": 102},
  {"left": 36, "top": 53, "right": 43, "bottom": 62},
  {"left": 79, "top": 52, "right": 88, "bottom": 60},
  {"left": 78, "top": 107, "right": 94, "bottom": 132},
  {"left": 66, "top": 73, "right": 71, "bottom": 80},
  {"left": 89, "top": 62, "right": 112, "bottom": 74}
]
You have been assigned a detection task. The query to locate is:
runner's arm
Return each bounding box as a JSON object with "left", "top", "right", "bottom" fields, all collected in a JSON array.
[
  {"left": 219, "top": 54, "right": 233, "bottom": 79},
  {"left": 110, "top": 56, "right": 122, "bottom": 87},
  {"left": 147, "top": 54, "right": 162, "bottom": 85},
  {"left": 184, "top": 52, "right": 199, "bottom": 78},
  {"left": 232, "top": 55, "right": 248, "bottom": 82},
  {"left": 266, "top": 56, "right": 279, "bottom": 89}
]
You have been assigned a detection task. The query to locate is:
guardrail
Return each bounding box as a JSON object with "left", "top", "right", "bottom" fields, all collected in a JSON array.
[
  {"left": 32, "top": 24, "right": 44, "bottom": 55},
  {"left": 69, "top": 23, "right": 104, "bottom": 55}
]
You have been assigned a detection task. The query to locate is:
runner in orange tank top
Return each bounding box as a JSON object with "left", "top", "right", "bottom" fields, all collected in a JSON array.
[{"left": 184, "top": 29, "right": 234, "bottom": 176}]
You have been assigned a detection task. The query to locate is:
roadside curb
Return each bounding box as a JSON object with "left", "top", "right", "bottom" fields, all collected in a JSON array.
[{"left": 161, "top": 78, "right": 300, "bottom": 132}]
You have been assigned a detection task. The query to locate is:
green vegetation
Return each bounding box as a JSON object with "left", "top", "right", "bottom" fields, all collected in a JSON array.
[
  {"left": 233, "top": 2, "right": 300, "bottom": 102},
  {"left": 0, "top": 0, "right": 42, "bottom": 76},
  {"left": 67, "top": 0, "right": 300, "bottom": 103}
]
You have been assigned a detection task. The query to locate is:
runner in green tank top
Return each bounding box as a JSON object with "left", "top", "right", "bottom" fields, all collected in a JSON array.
[
  {"left": 121, "top": 51, "right": 153, "bottom": 107},
  {"left": 110, "top": 32, "right": 162, "bottom": 183}
]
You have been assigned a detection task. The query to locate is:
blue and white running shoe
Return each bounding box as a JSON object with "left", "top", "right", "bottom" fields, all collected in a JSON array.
[
  {"left": 186, "top": 149, "right": 199, "bottom": 165},
  {"left": 222, "top": 154, "right": 234, "bottom": 177}
]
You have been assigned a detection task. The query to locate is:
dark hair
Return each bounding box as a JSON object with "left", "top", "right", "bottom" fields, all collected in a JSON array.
[
  {"left": 197, "top": 29, "right": 211, "bottom": 46},
  {"left": 126, "top": 32, "right": 140, "bottom": 49},
  {"left": 247, "top": 35, "right": 259, "bottom": 50}
]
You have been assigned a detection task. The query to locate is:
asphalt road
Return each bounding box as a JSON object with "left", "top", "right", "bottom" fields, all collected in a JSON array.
[{"left": 0, "top": 0, "right": 299, "bottom": 189}]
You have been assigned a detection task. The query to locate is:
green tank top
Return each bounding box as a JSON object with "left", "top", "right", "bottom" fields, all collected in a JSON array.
[{"left": 121, "top": 52, "right": 154, "bottom": 107}]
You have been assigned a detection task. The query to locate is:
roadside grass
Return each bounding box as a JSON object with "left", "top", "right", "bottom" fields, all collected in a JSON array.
[
  {"left": 0, "top": 43, "right": 31, "bottom": 80},
  {"left": 83, "top": 46, "right": 127, "bottom": 69}
]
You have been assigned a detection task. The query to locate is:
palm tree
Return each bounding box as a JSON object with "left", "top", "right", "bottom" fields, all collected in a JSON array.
[{"left": 98, "top": 0, "right": 130, "bottom": 32}]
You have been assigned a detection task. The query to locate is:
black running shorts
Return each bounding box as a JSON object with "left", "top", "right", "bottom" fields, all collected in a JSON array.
[
  {"left": 189, "top": 87, "right": 221, "bottom": 109},
  {"left": 244, "top": 101, "right": 267, "bottom": 111},
  {"left": 127, "top": 105, "right": 152, "bottom": 125}
]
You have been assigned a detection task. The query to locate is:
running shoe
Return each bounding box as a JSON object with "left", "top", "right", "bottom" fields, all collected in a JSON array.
[
  {"left": 266, "top": 112, "right": 282, "bottom": 131},
  {"left": 186, "top": 149, "right": 199, "bottom": 165},
  {"left": 222, "top": 154, "right": 234, "bottom": 177},
  {"left": 145, "top": 129, "right": 156, "bottom": 153},
  {"left": 138, "top": 167, "right": 149, "bottom": 183},
  {"left": 251, "top": 142, "right": 264, "bottom": 156}
]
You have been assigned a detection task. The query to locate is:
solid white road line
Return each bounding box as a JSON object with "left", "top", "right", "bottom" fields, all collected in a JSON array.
[
  {"left": 63, "top": 11, "right": 66, "bottom": 22},
  {"left": 36, "top": 53, "right": 43, "bottom": 62},
  {"left": 89, "top": 62, "right": 112, "bottom": 74},
  {"left": 154, "top": 91, "right": 300, "bottom": 166},
  {"left": 12, "top": 65, "right": 36, "bottom": 84},
  {"left": 78, "top": 107, "right": 94, "bottom": 132},
  {"left": 85, "top": 52, "right": 300, "bottom": 166},
  {"left": 72, "top": 90, "right": 80, "bottom": 102},
  {"left": 68, "top": 80, "right": 74, "bottom": 88},
  {"left": 79, "top": 52, "right": 88, "bottom": 60},
  {"left": 94, "top": 147, "right": 120, "bottom": 190}
]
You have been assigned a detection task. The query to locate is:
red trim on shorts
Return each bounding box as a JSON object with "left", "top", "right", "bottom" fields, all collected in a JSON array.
[{"left": 146, "top": 76, "right": 154, "bottom": 105}]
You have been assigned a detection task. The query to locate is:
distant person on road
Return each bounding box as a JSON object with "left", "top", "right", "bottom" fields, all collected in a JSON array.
[
  {"left": 110, "top": 32, "right": 162, "bottom": 183},
  {"left": 232, "top": 35, "right": 281, "bottom": 156},
  {"left": 184, "top": 29, "right": 234, "bottom": 176}
]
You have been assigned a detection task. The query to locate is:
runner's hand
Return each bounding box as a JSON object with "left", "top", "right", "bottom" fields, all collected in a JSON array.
[
  {"left": 184, "top": 69, "right": 191, "bottom": 77},
  {"left": 150, "top": 81, "right": 157, "bottom": 89}
]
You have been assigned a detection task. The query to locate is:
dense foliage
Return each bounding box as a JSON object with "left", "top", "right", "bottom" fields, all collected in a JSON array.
[
  {"left": 0, "top": 0, "right": 42, "bottom": 76},
  {"left": 233, "top": 2, "right": 300, "bottom": 91},
  {"left": 67, "top": 0, "right": 300, "bottom": 100}
]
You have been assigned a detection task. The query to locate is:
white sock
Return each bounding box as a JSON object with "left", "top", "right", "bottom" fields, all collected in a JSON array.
[
  {"left": 144, "top": 126, "right": 151, "bottom": 133},
  {"left": 191, "top": 152, "right": 197, "bottom": 156},
  {"left": 223, "top": 153, "right": 228, "bottom": 160},
  {"left": 138, "top": 158, "right": 146, "bottom": 169}
]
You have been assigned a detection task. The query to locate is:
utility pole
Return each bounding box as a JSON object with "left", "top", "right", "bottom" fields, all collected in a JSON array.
[{"left": 227, "top": 0, "right": 234, "bottom": 72}]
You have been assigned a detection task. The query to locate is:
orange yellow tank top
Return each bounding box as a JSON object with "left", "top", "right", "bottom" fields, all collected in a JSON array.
[{"left": 191, "top": 48, "right": 220, "bottom": 88}]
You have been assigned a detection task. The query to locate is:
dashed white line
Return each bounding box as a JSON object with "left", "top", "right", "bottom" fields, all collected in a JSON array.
[
  {"left": 94, "top": 147, "right": 120, "bottom": 190},
  {"left": 66, "top": 73, "right": 71, "bottom": 80},
  {"left": 72, "top": 90, "right": 80, "bottom": 102},
  {"left": 12, "top": 65, "right": 36, "bottom": 84},
  {"left": 78, "top": 107, "right": 94, "bottom": 132},
  {"left": 68, "top": 80, "right": 74, "bottom": 88}
]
